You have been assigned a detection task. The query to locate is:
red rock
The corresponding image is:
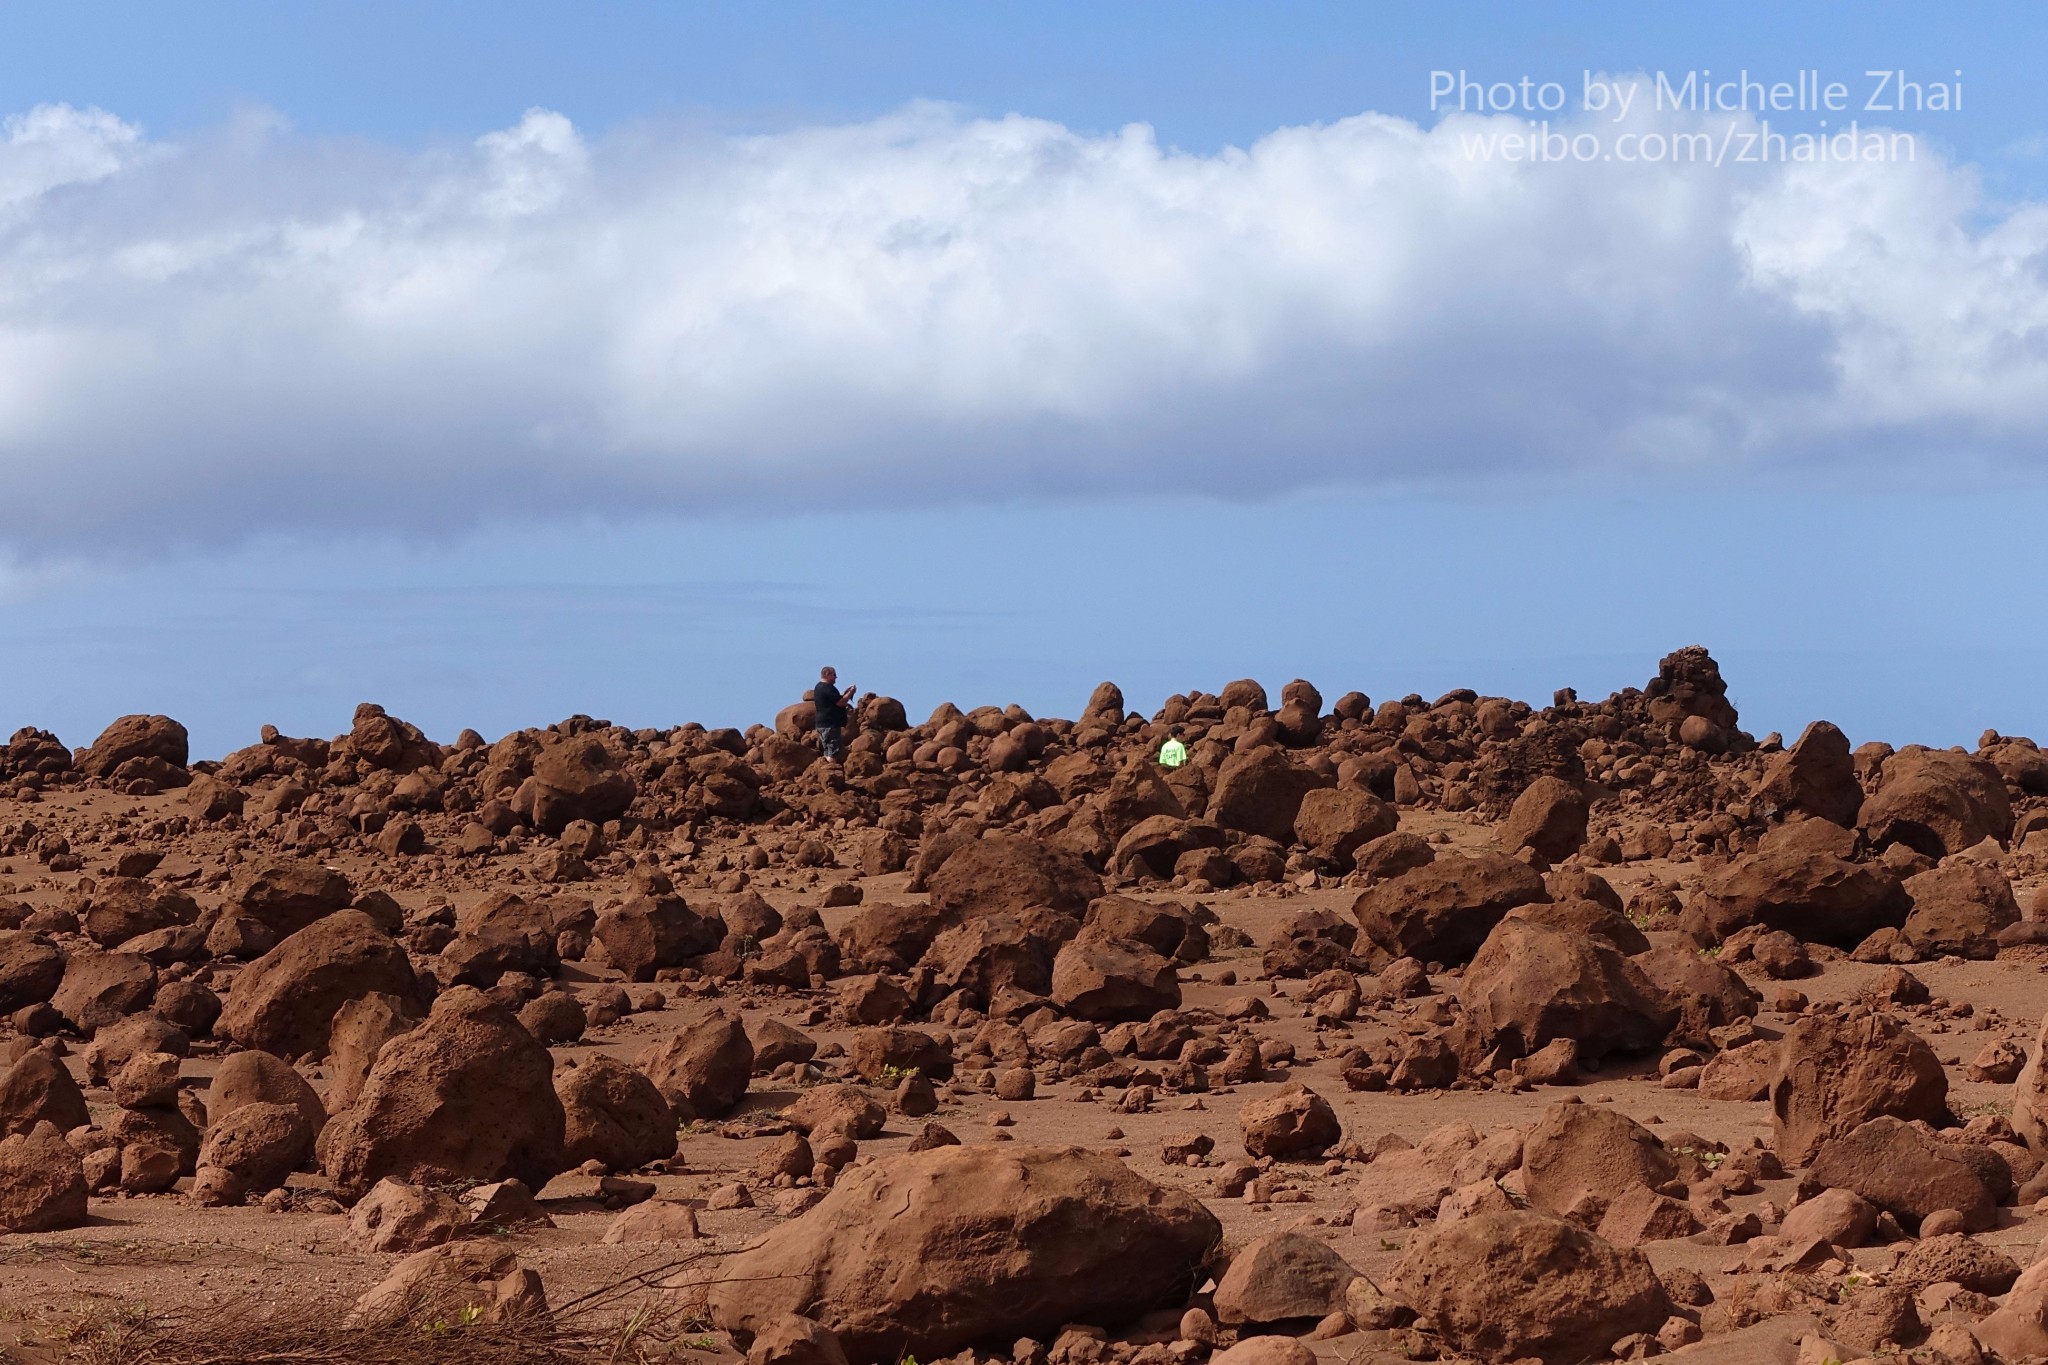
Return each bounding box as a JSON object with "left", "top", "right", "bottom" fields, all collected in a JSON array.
[
  {"left": 345, "top": 1241, "right": 547, "bottom": 1330},
  {"left": 1352, "top": 853, "right": 1549, "bottom": 965},
  {"left": 1690, "top": 842, "right": 1909, "bottom": 948},
  {"left": 228, "top": 860, "right": 355, "bottom": 938},
  {"left": 1500, "top": 777, "right": 1590, "bottom": 863},
  {"left": 197, "top": 1101, "right": 312, "bottom": 1196},
  {"left": 1757, "top": 721, "right": 1863, "bottom": 827},
  {"left": 1630, "top": 942, "right": 1760, "bottom": 1048},
  {"left": 1778, "top": 1188, "right": 1878, "bottom": 1248},
  {"left": 0, "top": 1049, "right": 89, "bottom": 1137},
  {"left": 557, "top": 1054, "right": 676, "bottom": 1172},
  {"left": 1595, "top": 1185, "right": 1702, "bottom": 1246},
  {"left": 209, "top": 1049, "right": 327, "bottom": 1136},
  {"left": 1239, "top": 1083, "right": 1341, "bottom": 1159},
  {"left": 1213, "top": 1231, "right": 1359, "bottom": 1324},
  {"left": 0, "top": 1121, "right": 88, "bottom": 1232},
  {"left": 1292, "top": 787, "right": 1398, "bottom": 869},
  {"left": 81, "top": 878, "right": 200, "bottom": 948},
  {"left": 218, "top": 911, "right": 424, "bottom": 1061},
  {"left": 1395, "top": 1210, "right": 1672, "bottom": 1364},
  {"left": 49, "top": 951, "right": 157, "bottom": 1036},
  {"left": 702, "top": 1144, "right": 1221, "bottom": 1364},
  {"left": 1050, "top": 931, "right": 1181, "bottom": 1023},
  {"left": 1521, "top": 1101, "right": 1674, "bottom": 1218},
  {"left": 927, "top": 834, "right": 1102, "bottom": 921},
  {"left": 349, "top": 1176, "right": 465, "bottom": 1253},
  {"left": 511, "top": 735, "right": 636, "bottom": 834},
  {"left": 1459, "top": 919, "right": 1674, "bottom": 1064},
  {"left": 640, "top": 1009, "right": 753, "bottom": 1119},
  {"left": 1206, "top": 746, "right": 1329, "bottom": 845},
  {"left": 1770, "top": 1011, "right": 1947, "bottom": 1166},
  {"left": 79, "top": 715, "right": 188, "bottom": 779},
  {"left": 1859, "top": 747, "right": 2013, "bottom": 858},
  {"left": 1810, "top": 1117, "right": 1995, "bottom": 1231},
  {"left": 591, "top": 894, "right": 724, "bottom": 982},
  {"left": 1901, "top": 863, "right": 2020, "bottom": 959},
  {"left": 0, "top": 932, "right": 64, "bottom": 1013},
  {"left": 317, "top": 986, "right": 565, "bottom": 1199}
]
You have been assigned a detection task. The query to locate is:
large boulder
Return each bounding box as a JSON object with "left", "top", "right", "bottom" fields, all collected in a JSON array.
[
  {"left": 1394, "top": 1210, "right": 1672, "bottom": 1364},
  {"left": 218, "top": 911, "right": 425, "bottom": 1061},
  {"left": 1050, "top": 931, "right": 1180, "bottom": 1023},
  {"left": 346, "top": 1241, "right": 547, "bottom": 1331},
  {"left": 0, "top": 1121, "right": 89, "bottom": 1233},
  {"left": 1689, "top": 841, "right": 1908, "bottom": 947},
  {"left": 1206, "top": 746, "right": 1329, "bottom": 845},
  {"left": 2008, "top": 1013, "right": 2048, "bottom": 1154},
  {"left": 228, "top": 860, "right": 355, "bottom": 938},
  {"left": 558, "top": 1054, "right": 677, "bottom": 1172},
  {"left": 437, "top": 892, "right": 560, "bottom": 987},
  {"left": 1513, "top": 890, "right": 1642, "bottom": 948},
  {"left": 703, "top": 1145, "right": 1221, "bottom": 1364},
  {"left": 918, "top": 914, "right": 1065, "bottom": 1007},
  {"left": 1521, "top": 1102, "right": 1675, "bottom": 1217},
  {"left": 512, "top": 735, "right": 636, "bottom": 834},
  {"left": 49, "top": 951, "right": 157, "bottom": 1034},
  {"left": 641, "top": 1010, "right": 753, "bottom": 1119},
  {"left": 1352, "top": 854, "right": 1548, "bottom": 966},
  {"left": 0, "top": 1050, "right": 90, "bottom": 1137},
  {"left": 1810, "top": 1117, "right": 1996, "bottom": 1231},
  {"left": 1859, "top": 747, "right": 2014, "bottom": 857},
  {"left": 1901, "top": 863, "right": 2020, "bottom": 959},
  {"left": 1213, "top": 1232, "right": 1359, "bottom": 1325},
  {"left": 1757, "top": 721, "right": 1862, "bottom": 827},
  {"left": 317, "top": 986, "right": 565, "bottom": 1198},
  {"left": 1099, "top": 760, "right": 1187, "bottom": 841},
  {"left": 345, "top": 703, "right": 440, "bottom": 772},
  {"left": 1499, "top": 778, "right": 1589, "bottom": 863},
  {"left": 82, "top": 878, "right": 201, "bottom": 948},
  {"left": 592, "top": 896, "right": 725, "bottom": 981},
  {"left": 1459, "top": 920, "right": 1675, "bottom": 1064},
  {"left": 1238, "top": 1083, "right": 1341, "bottom": 1159},
  {"left": 79, "top": 714, "right": 188, "bottom": 778},
  {"left": 927, "top": 834, "right": 1102, "bottom": 921},
  {"left": 1292, "top": 787, "right": 1398, "bottom": 869},
  {"left": 0, "top": 931, "right": 65, "bottom": 1012},
  {"left": 197, "top": 1101, "right": 314, "bottom": 1197},
  {"left": 1629, "top": 942, "right": 1760, "bottom": 1048},
  {"left": 209, "top": 1049, "right": 327, "bottom": 1137},
  {"left": 326, "top": 992, "right": 422, "bottom": 1113},
  {"left": 1770, "top": 1011, "right": 1948, "bottom": 1166}
]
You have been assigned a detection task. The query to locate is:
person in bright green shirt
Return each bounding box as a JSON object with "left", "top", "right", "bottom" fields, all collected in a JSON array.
[{"left": 1158, "top": 726, "right": 1189, "bottom": 769}]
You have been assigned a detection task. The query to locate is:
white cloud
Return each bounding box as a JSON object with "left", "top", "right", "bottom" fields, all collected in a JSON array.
[{"left": 0, "top": 95, "right": 2044, "bottom": 553}]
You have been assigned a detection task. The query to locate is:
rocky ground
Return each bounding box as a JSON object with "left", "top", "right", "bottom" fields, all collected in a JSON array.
[{"left": 2, "top": 647, "right": 2048, "bottom": 1365}]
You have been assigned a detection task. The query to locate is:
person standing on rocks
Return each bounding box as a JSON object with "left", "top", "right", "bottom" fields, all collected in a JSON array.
[
  {"left": 1157, "top": 726, "right": 1189, "bottom": 769},
  {"left": 811, "top": 666, "right": 856, "bottom": 763}
]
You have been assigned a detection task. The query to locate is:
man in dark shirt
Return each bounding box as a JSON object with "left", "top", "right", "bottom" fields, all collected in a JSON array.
[{"left": 812, "top": 666, "right": 855, "bottom": 762}]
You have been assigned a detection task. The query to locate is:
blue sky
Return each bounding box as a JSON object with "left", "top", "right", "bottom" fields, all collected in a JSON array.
[{"left": 3, "top": 3, "right": 2047, "bottom": 756}]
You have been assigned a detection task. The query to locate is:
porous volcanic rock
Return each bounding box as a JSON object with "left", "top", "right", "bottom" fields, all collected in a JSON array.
[{"left": 1771, "top": 1010, "right": 1948, "bottom": 1166}]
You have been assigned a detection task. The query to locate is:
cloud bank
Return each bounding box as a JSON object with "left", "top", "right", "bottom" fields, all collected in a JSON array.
[{"left": 2, "top": 94, "right": 2046, "bottom": 552}]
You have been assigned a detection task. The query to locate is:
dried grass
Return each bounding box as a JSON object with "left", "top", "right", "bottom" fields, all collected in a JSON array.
[{"left": 39, "top": 1257, "right": 719, "bottom": 1365}]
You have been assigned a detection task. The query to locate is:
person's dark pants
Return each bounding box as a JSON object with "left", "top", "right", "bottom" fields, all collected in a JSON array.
[{"left": 818, "top": 723, "right": 845, "bottom": 761}]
